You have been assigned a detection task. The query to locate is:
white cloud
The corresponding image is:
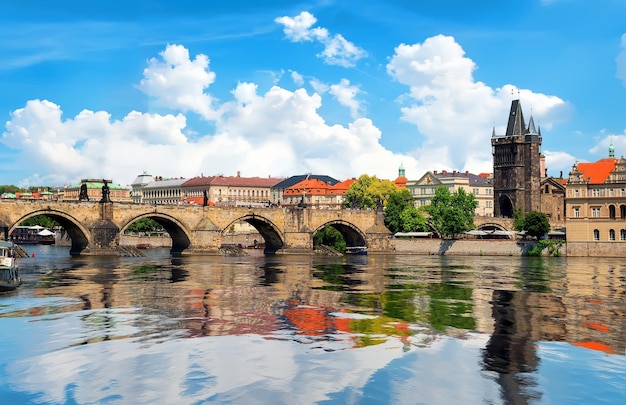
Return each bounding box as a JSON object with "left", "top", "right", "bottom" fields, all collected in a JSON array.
[
  {"left": 387, "top": 34, "right": 569, "bottom": 175},
  {"left": 290, "top": 70, "right": 304, "bottom": 86},
  {"left": 136, "top": 44, "right": 219, "bottom": 120},
  {"left": 3, "top": 45, "right": 416, "bottom": 187},
  {"left": 275, "top": 11, "right": 366, "bottom": 67},
  {"left": 616, "top": 34, "right": 626, "bottom": 87},
  {"left": 3, "top": 36, "right": 572, "bottom": 188},
  {"left": 329, "top": 78, "right": 363, "bottom": 119}
]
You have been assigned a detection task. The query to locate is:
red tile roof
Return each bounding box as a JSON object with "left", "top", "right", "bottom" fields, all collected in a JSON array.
[
  {"left": 576, "top": 158, "right": 616, "bottom": 184},
  {"left": 182, "top": 175, "right": 283, "bottom": 188}
]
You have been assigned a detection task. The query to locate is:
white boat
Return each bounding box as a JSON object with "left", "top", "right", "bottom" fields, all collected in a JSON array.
[
  {"left": 0, "top": 241, "right": 21, "bottom": 292},
  {"left": 345, "top": 246, "right": 368, "bottom": 255}
]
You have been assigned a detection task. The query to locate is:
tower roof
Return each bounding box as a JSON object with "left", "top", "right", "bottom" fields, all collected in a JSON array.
[{"left": 505, "top": 99, "right": 526, "bottom": 137}]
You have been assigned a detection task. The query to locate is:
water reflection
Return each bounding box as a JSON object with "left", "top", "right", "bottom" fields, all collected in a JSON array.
[{"left": 0, "top": 248, "right": 624, "bottom": 404}]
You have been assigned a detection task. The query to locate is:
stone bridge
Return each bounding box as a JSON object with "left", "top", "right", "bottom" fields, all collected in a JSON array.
[{"left": 0, "top": 200, "right": 391, "bottom": 256}]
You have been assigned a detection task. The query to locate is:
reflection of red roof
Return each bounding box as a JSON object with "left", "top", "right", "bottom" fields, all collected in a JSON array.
[
  {"left": 572, "top": 341, "right": 614, "bottom": 354},
  {"left": 283, "top": 299, "right": 352, "bottom": 336},
  {"left": 577, "top": 158, "right": 616, "bottom": 184}
]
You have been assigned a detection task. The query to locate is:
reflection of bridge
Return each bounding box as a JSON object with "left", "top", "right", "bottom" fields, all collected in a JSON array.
[{"left": 0, "top": 200, "right": 391, "bottom": 255}]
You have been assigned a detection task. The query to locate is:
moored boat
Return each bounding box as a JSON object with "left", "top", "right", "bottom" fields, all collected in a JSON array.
[
  {"left": 345, "top": 246, "right": 368, "bottom": 255},
  {"left": 0, "top": 241, "right": 22, "bottom": 292}
]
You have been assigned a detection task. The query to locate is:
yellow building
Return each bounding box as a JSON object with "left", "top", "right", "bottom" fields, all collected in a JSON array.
[{"left": 565, "top": 142, "right": 626, "bottom": 243}]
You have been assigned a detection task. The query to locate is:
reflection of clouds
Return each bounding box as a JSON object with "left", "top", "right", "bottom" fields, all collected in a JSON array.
[{"left": 5, "top": 312, "right": 407, "bottom": 404}]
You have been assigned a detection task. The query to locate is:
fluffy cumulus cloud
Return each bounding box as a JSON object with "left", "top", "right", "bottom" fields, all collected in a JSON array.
[
  {"left": 2, "top": 43, "right": 416, "bottom": 186},
  {"left": 2, "top": 29, "right": 570, "bottom": 187},
  {"left": 387, "top": 34, "right": 569, "bottom": 175},
  {"left": 275, "top": 11, "right": 366, "bottom": 67},
  {"left": 136, "top": 44, "right": 219, "bottom": 120}
]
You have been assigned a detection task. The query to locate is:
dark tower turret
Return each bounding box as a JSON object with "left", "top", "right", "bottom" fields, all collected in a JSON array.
[{"left": 492, "top": 100, "right": 542, "bottom": 217}]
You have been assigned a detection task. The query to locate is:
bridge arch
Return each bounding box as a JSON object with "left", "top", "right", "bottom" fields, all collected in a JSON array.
[
  {"left": 9, "top": 210, "right": 91, "bottom": 255},
  {"left": 223, "top": 214, "right": 285, "bottom": 254},
  {"left": 121, "top": 213, "right": 192, "bottom": 255},
  {"left": 476, "top": 222, "right": 509, "bottom": 232},
  {"left": 314, "top": 220, "right": 367, "bottom": 248}
]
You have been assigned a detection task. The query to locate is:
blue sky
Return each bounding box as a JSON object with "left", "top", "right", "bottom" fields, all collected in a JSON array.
[{"left": 2, "top": 0, "right": 626, "bottom": 187}]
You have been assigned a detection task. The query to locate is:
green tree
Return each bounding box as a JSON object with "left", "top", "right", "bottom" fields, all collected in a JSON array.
[
  {"left": 343, "top": 174, "right": 399, "bottom": 210},
  {"left": 384, "top": 189, "right": 413, "bottom": 233},
  {"left": 424, "top": 187, "right": 477, "bottom": 238},
  {"left": 399, "top": 206, "right": 428, "bottom": 232},
  {"left": 521, "top": 211, "right": 551, "bottom": 239},
  {"left": 20, "top": 215, "right": 59, "bottom": 228},
  {"left": 512, "top": 207, "right": 525, "bottom": 231},
  {"left": 313, "top": 226, "right": 346, "bottom": 252},
  {"left": 127, "top": 218, "right": 162, "bottom": 234}
]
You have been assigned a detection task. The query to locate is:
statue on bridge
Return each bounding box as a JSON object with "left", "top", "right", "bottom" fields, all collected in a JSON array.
[
  {"left": 79, "top": 183, "right": 89, "bottom": 202},
  {"left": 100, "top": 180, "right": 111, "bottom": 203}
]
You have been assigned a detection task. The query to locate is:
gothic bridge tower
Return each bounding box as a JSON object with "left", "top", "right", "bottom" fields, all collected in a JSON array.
[{"left": 491, "top": 99, "right": 542, "bottom": 217}]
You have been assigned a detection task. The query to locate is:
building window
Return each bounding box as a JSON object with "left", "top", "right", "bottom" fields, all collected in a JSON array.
[
  {"left": 591, "top": 207, "right": 601, "bottom": 218},
  {"left": 573, "top": 207, "right": 580, "bottom": 218},
  {"left": 473, "top": 188, "right": 479, "bottom": 195},
  {"left": 486, "top": 201, "right": 492, "bottom": 208},
  {"left": 593, "top": 229, "right": 600, "bottom": 241},
  {"left": 610, "top": 205, "right": 616, "bottom": 219},
  {"left": 575, "top": 189, "right": 579, "bottom": 197},
  {"left": 609, "top": 229, "right": 616, "bottom": 241},
  {"left": 621, "top": 229, "right": 626, "bottom": 241}
]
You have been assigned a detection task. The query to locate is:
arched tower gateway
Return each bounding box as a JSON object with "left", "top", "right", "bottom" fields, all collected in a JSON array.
[{"left": 491, "top": 99, "right": 542, "bottom": 217}]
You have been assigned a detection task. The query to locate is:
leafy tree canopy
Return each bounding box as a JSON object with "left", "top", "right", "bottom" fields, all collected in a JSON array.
[
  {"left": 313, "top": 226, "right": 346, "bottom": 253},
  {"left": 519, "top": 210, "right": 551, "bottom": 239},
  {"left": 126, "top": 218, "right": 163, "bottom": 234},
  {"left": 424, "top": 186, "right": 477, "bottom": 238},
  {"left": 343, "top": 174, "right": 399, "bottom": 210},
  {"left": 384, "top": 189, "right": 428, "bottom": 233},
  {"left": 20, "top": 215, "right": 59, "bottom": 228}
]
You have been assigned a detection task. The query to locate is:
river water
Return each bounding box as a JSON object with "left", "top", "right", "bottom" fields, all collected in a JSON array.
[{"left": 0, "top": 245, "right": 624, "bottom": 405}]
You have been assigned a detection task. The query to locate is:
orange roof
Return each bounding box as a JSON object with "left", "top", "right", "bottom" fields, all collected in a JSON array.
[
  {"left": 284, "top": 178, "right": 333, "bottom": 196},
  {"left": 394, "top": 176, "right": 407, "bottom": 188},
  {"left": 576, "top": 158, "right": 616, "bottom": 184},
  {"left": 329, "top": 179, "right": 355, "bottom": 195}
]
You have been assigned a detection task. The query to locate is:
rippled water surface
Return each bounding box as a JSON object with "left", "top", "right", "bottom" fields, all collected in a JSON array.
[{"left": 0, "top": 245, "right": 624, "bottom": 404}]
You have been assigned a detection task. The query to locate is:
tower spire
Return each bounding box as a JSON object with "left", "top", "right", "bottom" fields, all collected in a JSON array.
[{"left": 609, "top": 134, "right": 615, "bottom": 158}]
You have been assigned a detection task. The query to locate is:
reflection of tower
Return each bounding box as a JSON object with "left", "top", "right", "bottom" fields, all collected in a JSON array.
[
  {"left": 492, "top": 99, "right": 542, "bottom": 217},
  {"left": 482, "top": 290, "right": 540, "bottom": 404}
]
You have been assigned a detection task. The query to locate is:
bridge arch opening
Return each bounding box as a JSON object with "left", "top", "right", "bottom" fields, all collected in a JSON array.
[
  {"left": 8, "top": 211, "right": 90, "bottom": 255},
  {"left": 223, "top": 216, "right": 284, "bottom": 254},
  {"left": 313, "top": 221, "right": 367, "bottom": 252},
  {"left": 121, "top": 214, "right": 191, "bottom": 255}
]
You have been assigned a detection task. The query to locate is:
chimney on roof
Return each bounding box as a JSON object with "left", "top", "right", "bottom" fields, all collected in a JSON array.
[
  {"left": 442, "top": 170, "right": 447, "bottom": 175},
  {"left": 433, "top": 170, "right": 437, "bottom": 174},
  {"left": 237, "top": 171, "right": 241, "bottom": 177},
  {"left": 465, "top": 171, "right": 469, "bottom": 176}
]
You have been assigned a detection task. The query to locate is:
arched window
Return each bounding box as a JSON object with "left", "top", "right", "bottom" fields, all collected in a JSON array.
[
  {"left": 621, "top": 205, "right": 626, "bottom": 219},
  {"left": 593, "top": 229, "right": 600, "bottom": 241},
  {"left": 609, "top": 205, "right": 616, "bottom": 219},
  {"left": 609, "top": 229, "right": 616, "bottom": 241},
  {"left": 621, "top": 229, "right": 626, "bottom": 241}
]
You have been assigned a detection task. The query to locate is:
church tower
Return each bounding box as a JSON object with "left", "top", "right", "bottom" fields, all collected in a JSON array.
[{"left": 491, "top": 99, "right": 542, "bottom": 217}]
